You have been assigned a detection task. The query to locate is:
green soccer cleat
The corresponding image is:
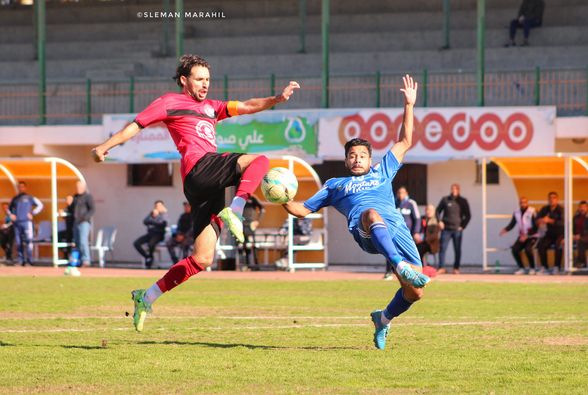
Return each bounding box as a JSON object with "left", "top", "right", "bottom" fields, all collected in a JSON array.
[
  {"left": 396, "top": 262, "right": 430, "bottom": 288},
  {"left": 370, "top": 310, "right": 390, "bottom": 350},
  {"left": 218, "top": 207, "right": 244, "bottom": 243},
  {"left": 131, "top": 289, "right": 152, "bottom": 332}
]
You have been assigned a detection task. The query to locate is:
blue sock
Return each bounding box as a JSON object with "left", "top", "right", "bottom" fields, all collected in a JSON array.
[
  {"left": 383, "top": 288, "right": 413, "bottom": 321},
  {"left": 369, "top": 222, "right": 402, "bottom": 266}
]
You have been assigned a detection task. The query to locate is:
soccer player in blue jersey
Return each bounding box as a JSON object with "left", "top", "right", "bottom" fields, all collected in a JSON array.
[{"left": 282, "top": 75, "right": 429, "bottom": 350}]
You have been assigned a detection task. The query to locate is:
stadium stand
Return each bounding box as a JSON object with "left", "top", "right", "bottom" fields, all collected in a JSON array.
[{"left": 0, "top": 0, "right": 586, "bottom": 123}]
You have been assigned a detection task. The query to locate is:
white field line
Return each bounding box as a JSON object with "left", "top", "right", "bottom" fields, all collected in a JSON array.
[
  {"left": 1, "top": 314, "right": 579, "bottom": 321},
  {"left": 2, "top": 319, "right": 587, "bottom": 334}
]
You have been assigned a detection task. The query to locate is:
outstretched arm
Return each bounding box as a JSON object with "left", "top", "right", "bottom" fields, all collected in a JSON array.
[
  {"left": 92, "top": 122, "right": 142, "bottom": 162},
  {"left": 283, "top": 201, "right": 312, "bottom": 219},
  {"left": 236, "top": 81, "right": 300, "bottom": 115},
  {"left": 391, "top": 75, "right": 418, "bottom": 163}
]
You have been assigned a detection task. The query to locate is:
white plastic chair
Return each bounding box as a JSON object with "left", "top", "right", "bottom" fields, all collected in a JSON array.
[{"left": 91, "top": 226, "right": 117, "bottom": 268}]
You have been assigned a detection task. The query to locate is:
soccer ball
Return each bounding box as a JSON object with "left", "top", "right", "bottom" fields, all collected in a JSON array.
[{"left": 261, "top": 167, "right": 298, "bottom": 204}]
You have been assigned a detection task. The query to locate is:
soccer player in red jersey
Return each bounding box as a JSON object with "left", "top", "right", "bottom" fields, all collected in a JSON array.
[{"left": 92, "top": 54, "right": 299, "bottom": 331}]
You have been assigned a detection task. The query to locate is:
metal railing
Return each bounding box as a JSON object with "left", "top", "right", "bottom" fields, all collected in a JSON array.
[{"left": 0, "top": 67, "right": 586, "bottom": 126}]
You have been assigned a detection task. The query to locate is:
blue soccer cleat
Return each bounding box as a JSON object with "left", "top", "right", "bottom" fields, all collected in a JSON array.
[
  {"left": 370, "top": 310, "right": 390, "bottom": 350},
  {"left": 396, "top": 262, "right": 430, "bottom": 288}
]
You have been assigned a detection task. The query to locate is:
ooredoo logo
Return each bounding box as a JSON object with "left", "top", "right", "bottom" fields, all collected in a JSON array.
[{"left": 338, "top": 112, "right": 534, "bottom": 151}]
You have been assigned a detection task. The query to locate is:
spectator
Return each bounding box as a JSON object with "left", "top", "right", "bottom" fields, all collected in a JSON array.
[
  {"left": 436, "top": 183, "right": 471, "bottom": 274},
  {"left": 385, "top": 186, "right": 421, "bottom": 279},
  {"left": 73, "top": 182, "right": 95, "bottom": 266},
  {"left": 536, "top": 191, "right": 564, "bottom": 274},
  {"left": 166, "top": 202, "right": 194, "bottom": 264},
  {"left": 0, "top": 202, "right": 15, "bottom": 263},
  {"left": 58, "top": 195, "right": 74, "bottom": 259},
  {"left": 275, "top": 217, "right": 313, "bottom": 269},
  {"left": 134, "top": 200, "right": 168, "bottom": 269},
  {"left": 9, "top": 181, "right": 43, "bottom": 266},
  {"left": 416, "top": 204, "right": 441, "bottom": 265},
  {"left": 573, "top": 200, "right": 588, "bottom": 268},
  {"left": 242, "top": 195, "right": 265, "bottom": 269},
  {"left": 505, "top": 0, "right": 545, "bottom": 47},
  {"left": 499, "top": 196, "right": 538, "bottom": 275}
]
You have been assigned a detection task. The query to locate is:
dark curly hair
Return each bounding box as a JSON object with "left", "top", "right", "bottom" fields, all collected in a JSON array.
[
  {"left": 173, "top": 54, "right": 211, "bottom": 88},
  {"left": 344, "top": 138, "right": 372, "bottom": 158}
]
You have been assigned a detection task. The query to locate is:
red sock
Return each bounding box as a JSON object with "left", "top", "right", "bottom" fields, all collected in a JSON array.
[
  {"left": 236, "top": 155, "right": 269, "bottom": 199},
  {"left": 156, "top": 256, "right": 204, "bottom": 293}
]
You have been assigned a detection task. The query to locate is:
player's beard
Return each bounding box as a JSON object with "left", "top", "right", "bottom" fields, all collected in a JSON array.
[{"left": 348, "top": 166, "right": 369, "bottom": 177}]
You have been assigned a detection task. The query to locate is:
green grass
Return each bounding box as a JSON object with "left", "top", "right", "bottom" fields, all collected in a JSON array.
[{"left": 0, "top": 276, "right": 587, "bottom": 394}]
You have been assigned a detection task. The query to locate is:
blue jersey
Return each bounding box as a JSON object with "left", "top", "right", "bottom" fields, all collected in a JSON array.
[{"left": 304, "top": 151, "right": 404, "bottom": 230}]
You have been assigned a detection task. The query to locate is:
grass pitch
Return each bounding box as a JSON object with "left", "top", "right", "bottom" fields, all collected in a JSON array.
[{"left": 0, "top": 275, "right": 587, "bottom": 394}]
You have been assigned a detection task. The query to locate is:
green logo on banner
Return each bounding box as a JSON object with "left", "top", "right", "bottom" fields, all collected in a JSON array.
[{"left": 216, "top": 117, "right": 317, "bottom": 155}]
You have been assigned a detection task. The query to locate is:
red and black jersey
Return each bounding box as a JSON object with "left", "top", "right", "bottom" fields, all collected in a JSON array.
[{"left": 134, "top": 92, "right": 239, "bottom": 180}]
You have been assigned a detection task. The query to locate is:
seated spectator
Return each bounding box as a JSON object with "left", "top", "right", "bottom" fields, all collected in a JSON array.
[
  {"left": 0, "top": 202, "right": 14, "bottom": 263},
  {"left": 133, "top": 200, "right": 168, "bottom": 269},
  {"left": 499, "top": 197, "right": 538, "bottom": 275},
  {"left": 505, "top": 0, "right": 545, "bottom": 47},
  {"left": 416, "top": 204, "right": 440, "bottom": 265},
  {"left": 166, "top": 202, "right": 194, "bottom": 265},
  {"left": 536, "top": 191, "right": 564, "bottom": 275},
  {"left": 241, "top": 195, "right": 264, "bottom": 270},
  {"left": 58, "top": 195, "right": 74, "bottom": 259},
  {"left": 573, "top": 200, "right": 588, "bottom": 268},
  {"left": 275, "top": 217, "right": 313, "bottom": 268}
]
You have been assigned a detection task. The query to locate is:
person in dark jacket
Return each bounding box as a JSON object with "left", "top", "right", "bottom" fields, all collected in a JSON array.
[
  {"left": 436, "top": 183, "right": 471, "bottom": 274},
  {"left": 536, "top": 191, "right": 564, "bottom": 274},
  {"left": 573, "top": 200, "right": 588, "bottom": 268},
  {"left": 166, "top": 202, "right": 194, "bottom": 264},
  {"left": 499, "top": 196, "right": 538, "bottom": 274},
  {"left": 384, "top": 186, "right": 421, "bottom": 279},
  {"left": 134, "top": 200, "right": 168, "bottom": 269},
  {"left": 505, "top": 0, "right": 545, "bottom": 47},
  {"left": 0, "top": 202, "right": 15, "bottom": 262},
  {"left": 9, "top": 181, "right": 43, "bottom": 266},
  {"left": 73, "top": 182, "right": 95, "bottom": 266}
]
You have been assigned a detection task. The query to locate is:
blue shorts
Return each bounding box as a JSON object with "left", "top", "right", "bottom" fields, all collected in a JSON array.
[{"left": 351, "top": 222, "right": 422, "bottom": 266}]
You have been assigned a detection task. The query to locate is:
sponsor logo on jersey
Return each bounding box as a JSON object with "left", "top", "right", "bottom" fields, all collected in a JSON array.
[{"left": 203, "top": 104, "right": 216, "bottom": 118}]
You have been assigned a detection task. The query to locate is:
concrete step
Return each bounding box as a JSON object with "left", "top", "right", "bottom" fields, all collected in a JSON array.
[
  {"left": 3, "top": 23, "right": 586, "bottom": 62},
  {"left": 1, "top": 4, "right": 587, "bottom": 44},
  {"left": 1, "top": 0, "right": 585, "bottom": 26},
  {"left": 1, "top": 42, "right": 584, "bottom": 81}
]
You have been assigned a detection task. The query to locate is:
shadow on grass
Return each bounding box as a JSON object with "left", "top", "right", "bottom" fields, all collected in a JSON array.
[
  {"left": 0, "top": 341, "right": 15, "bottom": 347},
  {"left": 61, "top": 345, "right": 105, "bottom": 350},
  {"left": 136, "top": 340, "right": 359, "bottom": 351}
]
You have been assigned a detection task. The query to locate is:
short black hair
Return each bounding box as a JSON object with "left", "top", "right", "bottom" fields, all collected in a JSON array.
[
  {"left": 548, "top": 191, "right": 558, "bottom": 198},
  {"left": 580, "top": 200, "right": 588, "bottom": 205},
  {"left": 344, "top": 138, "right": 372, "bottom": 158},
  {"left": 18, "top": 181, "right": 26, "bottom": 186},
  {"left": 155, "top": 200, "right": 164, "bottom": 205},
  {"left": 173, "top": 54, "right": 211, "bottom": 88}
]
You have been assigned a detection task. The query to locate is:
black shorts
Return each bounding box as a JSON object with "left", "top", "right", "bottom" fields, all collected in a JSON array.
[{"left": 183, "top": 152, "right": 243, "bottom": 238}]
